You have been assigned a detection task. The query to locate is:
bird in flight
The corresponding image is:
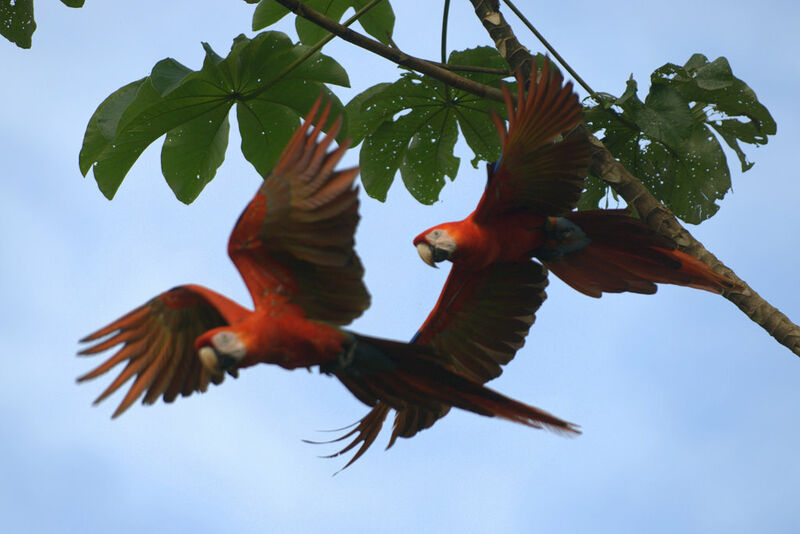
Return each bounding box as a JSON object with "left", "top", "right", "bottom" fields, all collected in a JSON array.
[
  {"left": 328, "top": 58, "right": 737, "bottom": 465},
  {"left": 77, "top": 96, "right": 579, "bottom": 469}
]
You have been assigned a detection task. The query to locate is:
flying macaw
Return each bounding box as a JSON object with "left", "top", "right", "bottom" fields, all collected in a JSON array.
[
  {"left": 414, "top": 59, "right": 736, "bottom": 297},
  {"left": 324, "top": 59, "right": 738, "bottom": 465},
  {"left": 77, "top": 97, "right": 579, "bottom": 460}
]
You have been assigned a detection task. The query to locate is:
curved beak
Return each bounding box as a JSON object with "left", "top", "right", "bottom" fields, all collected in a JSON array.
[
  {"left": 198, "top": 346, "right": 240, "bottom": 378},
  {"left": 198, "top": 346, "right": 221, "bottom": 375},
  {"left": 416, "top": 242, "right": 438, "bottom": 268}
]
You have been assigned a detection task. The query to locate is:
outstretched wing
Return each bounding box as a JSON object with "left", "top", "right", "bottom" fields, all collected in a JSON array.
[
  {"left": 414, "top": 261, "right": 548, "bottom": 380},
  {"left": 77, "top": 284, "right": 249, "bottom": 417},
  {"left": 228, "top": 97, "right": 370, "bottom": 325},
  {"left": 327, "top": 261, "right": 549, "bottom": 468},
  {"left": 473, "top": 58, "right": 591, "bottom": 221}
]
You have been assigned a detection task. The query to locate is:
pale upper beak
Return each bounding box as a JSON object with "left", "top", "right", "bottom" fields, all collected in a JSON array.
[
  {"left": 416, "top": 242, "right": 438, "bottom": 268},
  {"left": 198, "top": 346, "right": 222, "bottom": 375},
  {"left": 198, "top": 346, "right": 239, "bottom": 378}
]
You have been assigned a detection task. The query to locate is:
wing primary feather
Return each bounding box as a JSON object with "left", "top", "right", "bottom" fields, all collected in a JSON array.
[
  {"left": 92, "top": 340, "right": 160, "bottom": 407},
  {"left": 111, "top": 332, "right": 172, "bottom": 417},
  {"left": 142, "top": 328, "right": 187, "bottom": 405},
  {"left": 79, "top": 306, "right": 150, "bottom": 343},
  {"left": 76, "top": 338, "right": 149, "bottom": 382}
]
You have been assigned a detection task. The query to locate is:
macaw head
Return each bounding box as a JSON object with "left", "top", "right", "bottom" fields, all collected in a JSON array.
[
  {"left": 195, "top": 328, "right": 247, "bottom": 377},
  {"left": 413, "top": 224, "right": 458, "bottom": 268}
]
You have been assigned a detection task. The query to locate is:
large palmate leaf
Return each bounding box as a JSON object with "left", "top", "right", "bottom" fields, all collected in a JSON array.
[
  {"left": 252, "top": 0, "right": 394, "bottom": 46},
  {"left": 582, "top": 55, "right": 776, "bottom": 224},
  {"left": 79, "top": 31, "right": 349, "bottom": 203},
  {"left": 348, "top": 46, "right": 509, "bottom": 203},
  {"left": 652, "top": 54, "right": 776, "bottom": 172}
]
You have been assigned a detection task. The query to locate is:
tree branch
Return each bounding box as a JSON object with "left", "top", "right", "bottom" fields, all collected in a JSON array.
[
  {"left": 469, "top": 0, "right": 800, "bottom": 357},
  {"left": 272, "top": 0, "right": 506, "bottom": 102},
  {"left": 274, "top": 0, "right": 800, "bottom": 357}
]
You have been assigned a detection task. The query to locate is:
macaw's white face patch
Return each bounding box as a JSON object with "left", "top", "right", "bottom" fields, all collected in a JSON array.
[{"left": 210, "top": 330, "right": 246, "bottom": 361}]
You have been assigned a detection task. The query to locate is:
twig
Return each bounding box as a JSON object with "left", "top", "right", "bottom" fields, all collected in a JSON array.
[
  {"left": 428, "top": 62, "right": 510, "bottom": 76},
  {"left": 501, "top": 0, "right": 600, "bottom": 103},
  {"left": 271, "top": 0, "right": 507, "bottom": 102},
  {"left": 441, "top": 0, "right": 451, "bottom": 99}
]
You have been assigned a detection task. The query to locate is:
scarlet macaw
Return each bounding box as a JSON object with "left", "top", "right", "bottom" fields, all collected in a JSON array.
[
  {"left": 77, "top": 97, "right": 579, "bottom": 458},
  {"left": 326, "top": 59, "right": 738, "bottom": 464},
  {"left": 414, "top": 59, "right": 736, "bottom": 296}
]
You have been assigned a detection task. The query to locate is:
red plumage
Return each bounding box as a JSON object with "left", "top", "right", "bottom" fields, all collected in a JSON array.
[
  {"left": 333, "top": 58, "right": 740, "bottom": 465},
  {"left": 77, "top": 96, "right": 579, "bottom": 468}
]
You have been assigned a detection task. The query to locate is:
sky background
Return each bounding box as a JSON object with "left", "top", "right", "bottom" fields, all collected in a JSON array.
[{"left": 2, "top": 1, "right": 799, "bottom": 532}]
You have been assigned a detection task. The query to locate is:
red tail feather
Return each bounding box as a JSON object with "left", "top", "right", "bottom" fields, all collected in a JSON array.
[
  {"left": 326, "top": 333, "right": 580, "bottom": 436},
  {"left": 541, "top": 210, "right": 738, "bottom": 297}
]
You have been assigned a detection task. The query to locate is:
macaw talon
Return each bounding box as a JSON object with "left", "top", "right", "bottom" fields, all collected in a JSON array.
[{"left": 416, "top": 243, "right": 438, "bottom": 268}]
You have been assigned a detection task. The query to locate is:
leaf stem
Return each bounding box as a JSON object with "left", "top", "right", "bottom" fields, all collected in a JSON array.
[
  {"left": 441, "top": 0, "right": 451, "bottom": 99},
  {"left": 501, "top": 0, "right": 600, "bottom": 103}
]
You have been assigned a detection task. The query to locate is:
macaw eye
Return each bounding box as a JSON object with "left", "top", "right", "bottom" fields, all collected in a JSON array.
[{"left": 430, "top": 230, "right": 441, "bottom": 238}]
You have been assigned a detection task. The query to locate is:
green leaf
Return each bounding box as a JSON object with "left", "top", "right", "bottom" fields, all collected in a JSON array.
[
  {"left": 149, "top": 58, "right": 193, "bottom": 96},
  {"left": 638, "top": 84, "right": 693, "bottom": 147},
  {"left": 446, "top": 47, "right": 510, "bottom": 167},
  {"left": 80, "top": 31, "right": 349, "bottom": 202},
  {"left": 237, "top": 80, "right": 345, "bottom": 178},
  {"left": 60, "top": 0, "right": 84, "bottom": 7},
  {"left": 344, "top": 82, "right": 391, "bottom": 145},
  {"left": 400, "top": 108, "right": 460, "bottom": 204},
  {"left": 349, "top": 0, "right": 394, "bottom": 45},
  {"left": 252, "top": 0, "right": 290, "bottom": 30},
  {"left": 652, "top": 54, "right": 776, "bottom": 172},
  {"left": 361, "top": 121, "right": 412, "bottom": 202},
  {"left": 294, "top": 0, "right": 395, "bottom": 46},
  {"left": 577, "top": 175, "right": 612, "bottom": 211},
  {"left": 236, "top": 101, "right": 299, "bottom": 179},
  {"left": 79, "top": 79, "right": 146, "bottom": 177},
  {"left": 586, "top": 102, "right": 729, "bottom": 224},
  {"left": 583, "top": 54, "right": 776, "bottom": 223},
  {"left": 162, "top": 105, "right": 231, "bottom": 204},
  {"left": 645, "top": 124, "right": 728, "bottom": 223},
  {"left": 1, "top": 0, "right": 35, "bottom": 49},
  {"left": 351, "top": 46, "right": 509, "bottom": 202}
]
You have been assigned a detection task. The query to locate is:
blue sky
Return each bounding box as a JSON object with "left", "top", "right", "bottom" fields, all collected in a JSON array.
[{"left": 2, "top": 1, "right": 799, "bottom": 532}]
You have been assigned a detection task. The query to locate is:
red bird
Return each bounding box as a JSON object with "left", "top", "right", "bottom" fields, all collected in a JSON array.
[
  {"left": 414, "top": 59, "right": 736, "bottom": 297},
  {"left": 77, "top": 98, "right": 579, "bottom": 459},
  {"left": 326, "top": 59, "right": 738, "bottom": 464}
]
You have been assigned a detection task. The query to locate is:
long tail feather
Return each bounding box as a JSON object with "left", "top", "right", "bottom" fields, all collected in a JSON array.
[
  {"left": 539, "top": 210, "right": 739, "bottom": 297},
  {"left": 323, "top": 333, "right": 580, "bottom": 437}
]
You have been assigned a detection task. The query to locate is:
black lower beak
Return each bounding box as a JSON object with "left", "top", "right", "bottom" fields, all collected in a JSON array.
[{"left": 432, "top": 246, "right": 451, "bottom": 263}]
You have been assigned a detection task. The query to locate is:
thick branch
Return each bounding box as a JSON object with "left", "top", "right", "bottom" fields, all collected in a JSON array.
[
  {"left": 470, "top": 0, "right": 800, "bottom": 356},
  {"left": 275, "top": 0, "right": 800, "bottom": 357}
]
